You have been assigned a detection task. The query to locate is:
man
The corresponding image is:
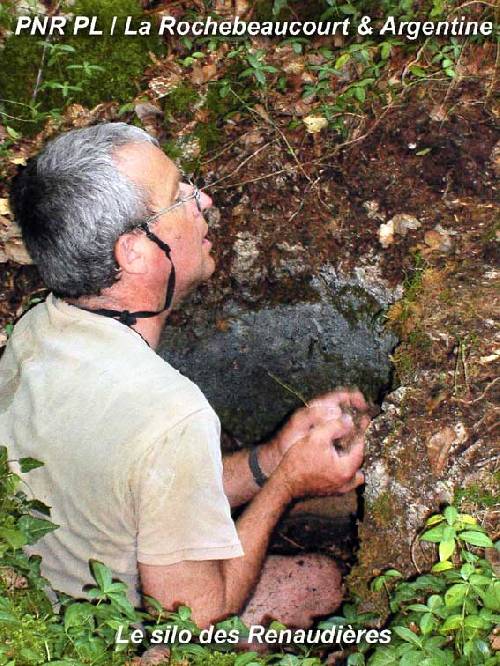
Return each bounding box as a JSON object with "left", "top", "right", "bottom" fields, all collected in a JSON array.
[{"left": 1, "top": 123, "right": 369, "bottom": 628}]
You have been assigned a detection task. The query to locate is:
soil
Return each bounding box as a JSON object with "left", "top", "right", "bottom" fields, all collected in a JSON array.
[{"left": 0, "top": 56, "right": 498, "bottom": 615}]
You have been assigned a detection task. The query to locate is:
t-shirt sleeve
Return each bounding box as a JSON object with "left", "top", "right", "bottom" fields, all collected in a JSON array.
[{"left": 135, "top": 408, "right": 244, "bottom": 566}]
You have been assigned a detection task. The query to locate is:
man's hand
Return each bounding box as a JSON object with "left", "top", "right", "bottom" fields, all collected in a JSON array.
[
  {"left": 274, "top": 389, "right": 368, "bottom": 457},
  {"left": 276, "top": 413, "right": 368, "bottom": 499}
]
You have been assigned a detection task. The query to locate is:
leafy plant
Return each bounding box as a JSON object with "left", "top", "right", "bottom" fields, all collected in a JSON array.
[
  {"left": 0, "top": 446, "right": 330, "bottom": 664},
  {"left": 322, "top": 506, "right": 499, "bottom": 665},
  {"left": 240, "top": 49, "right": 278, "bottom": 87}
]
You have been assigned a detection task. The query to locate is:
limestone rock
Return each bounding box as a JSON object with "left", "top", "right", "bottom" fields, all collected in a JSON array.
[{"left": 379, "top": 214, "right": 421, "bottom": 248}]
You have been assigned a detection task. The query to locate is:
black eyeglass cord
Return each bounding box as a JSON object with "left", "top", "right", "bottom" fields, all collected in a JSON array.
[{"left": 77, "top": 225, "right": 175, "bottom": 332}]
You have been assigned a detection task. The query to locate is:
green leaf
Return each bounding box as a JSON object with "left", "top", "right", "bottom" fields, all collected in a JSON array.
[
  {"left": 443, "top": 506, "right": 458, "bottom": 525},
  {"left": 90, "top": 560, "right": 113, "bottom": 592},
  {"left": 426, "top": 514, "right": 445, "bottom": 527},
  {"left": 0, "top": 527, "right": 28, "bottom": 549},
  {"left": 18, "top": 457, "right": 44, "bottom": 473},
  {"left": 393, "top": 626, "right": 422, "bottom": 647},
  {"left": 178, "top": 605, "right": 191, "bottom": 621},
  {"left": 440, "top": 614, "right": 463, "bottom": 632},
  {"left": 17, "top": 515, "right": 58, "bottom": 545},
  {"left": 421, "top": 525, "right": 445, "bottom": 542},
  {"left": 340, "top": 4, "right": 357, "bottom": 15},
  {"left": 335, "top": 53, "right": 351, "bottom": 69},
  {"left": 432, "top": 561, "right": 454, "bottom": 573},
  {"left": 407, "top": 604, "right": 429, "bottom": 612},
  {"left": 368, "top": 647, "right": 399, "bottom": 665},
  {"left": 380, "top": 42, "right": 392, "bottom": 60},
  {"left": 416, "top": 148, "right": 432, "bottom": 156},
  {"left": 6, "top": 126, "right": 21, "bottom": 140},
  {"left": 464, "top": 615, "right": 492, "bottom": 630},
  {"left": 400, "top": 651, "right": 425, "bottom": 666},
  {"left": 143, "top": 594, "right": 163, "bottom": 615},
  {"left": 460, "top": 563, "right": 475, "bottom": 580},
  {"left": 459, "top": 532, "right": 493, "bottom": 548},
  {"left": 385, "top": 569, "right": 403, "bottom": 578},
  {"left": 470, "top": 574, "right": 493, "bottom": 586},
  {"left": 444, "top": 583, "right": 468, "bottom": 607},
  {"left": 409, "top": 65, "right": 427, "bottom": 78},
  {"left": 354, "top": 87, "right": 366, "bottom": 103},
  {"left": 255, "top": 70, "right": 266, "bottom": 86},
  {"left": 439, "top": 530, "right": 456, "bottom": 561},
  {"left": 420, "top": 613, "right": 434, "bottom": 635},
  {"left": 458, "top": 514, "right": 477, "bottom": 526},
  {"left": 64, "top": 602, "right": 95, "bottom": 631},
  {"left": 427, "top": 595, "right": 444, "bottom": 610}
]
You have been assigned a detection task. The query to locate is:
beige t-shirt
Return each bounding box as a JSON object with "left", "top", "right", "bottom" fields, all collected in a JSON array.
[{"left": 0, "top": 294, "right": 243, "bottom": 606}]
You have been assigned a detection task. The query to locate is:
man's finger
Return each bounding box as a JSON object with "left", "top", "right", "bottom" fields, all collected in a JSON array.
[
  {"left": 314, "top": 389, "right": 368, "bottom": 412},
  {"left": 314, "top": 413, "right": 354, "bottom": 442},
  {"left": 335, "top": 470, "right": 365, "bottom": 494}
]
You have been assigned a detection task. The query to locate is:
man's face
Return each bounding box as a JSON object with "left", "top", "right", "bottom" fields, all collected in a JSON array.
[{"left": 116, "top": 142, "right": 215, "bottom": 300}]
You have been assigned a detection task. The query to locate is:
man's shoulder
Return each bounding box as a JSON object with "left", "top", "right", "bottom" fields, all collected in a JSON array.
[{"left": 6, "top": 294, "right": 214, "bottom": 431}]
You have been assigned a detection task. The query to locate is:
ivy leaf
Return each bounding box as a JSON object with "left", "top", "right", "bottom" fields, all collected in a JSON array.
[
  {"left": 0, "top": 526, "right": 28, "bottom": 549},
  {"left": 17, "top": 515, "right": 59, "bottom": 545},
  {"left": 19, "top": 457, "right": 44, "bottom": 473},
  {"left": 459, "top": 532, "right": 493, "bottom": 548}
]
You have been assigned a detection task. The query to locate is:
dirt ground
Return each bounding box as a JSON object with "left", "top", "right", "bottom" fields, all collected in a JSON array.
[{"left": 0, "top": 53, "right": 498, "bottom": 598}]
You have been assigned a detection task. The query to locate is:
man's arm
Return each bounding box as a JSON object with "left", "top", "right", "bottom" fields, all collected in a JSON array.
[
  {"left": 139, "top": 414, "right": 366, "bottom": 628},
  {"left": 222, "top": 389, "right": 368, "bottom": 507}
]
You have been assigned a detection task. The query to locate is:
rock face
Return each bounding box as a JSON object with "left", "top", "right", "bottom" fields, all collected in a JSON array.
[
  {"left": 351, "top": 378, "right": 498, "bottom": 599},
  {"left": 159, "top": 265, "right": 399, "bottom": 445}
]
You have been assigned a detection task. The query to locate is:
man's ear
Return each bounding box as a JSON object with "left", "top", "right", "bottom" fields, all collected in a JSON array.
[{"left": 114, "top": 232, "right": 149, "bottom": 275}]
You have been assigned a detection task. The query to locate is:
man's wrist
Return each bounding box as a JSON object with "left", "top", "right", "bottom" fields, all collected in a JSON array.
[{"left": 256, "top": 437, "right": 284, "bottom": 478}]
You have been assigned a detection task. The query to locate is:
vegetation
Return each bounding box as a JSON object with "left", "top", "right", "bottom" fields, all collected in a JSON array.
[
  {"left": 1, "top": 447, "right": 497, "bottom": 664},
  {"left": 0, "top": 1, "right": 497, "bottom": 664},
  {"left": 0, "top": 0, "right": 496, "bottom": 165}
]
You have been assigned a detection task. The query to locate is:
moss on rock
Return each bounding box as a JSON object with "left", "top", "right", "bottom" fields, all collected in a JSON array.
[{"left": 0, "top": 0, "right": 164, "bottom": 134}]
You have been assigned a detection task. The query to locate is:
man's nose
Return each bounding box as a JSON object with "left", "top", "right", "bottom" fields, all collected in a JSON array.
[{"left": 200, "top": 189, "right": 212, "bottom": 210}]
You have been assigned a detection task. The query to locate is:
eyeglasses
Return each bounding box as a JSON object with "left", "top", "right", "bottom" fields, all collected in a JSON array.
[{"left": 143, "top": 184, "right": 202, "bottom": 227}]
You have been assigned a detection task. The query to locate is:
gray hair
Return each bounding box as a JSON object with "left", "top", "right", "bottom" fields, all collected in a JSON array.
[{"left": 9, "top": 122, "right": 159, "bottom": 298}]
